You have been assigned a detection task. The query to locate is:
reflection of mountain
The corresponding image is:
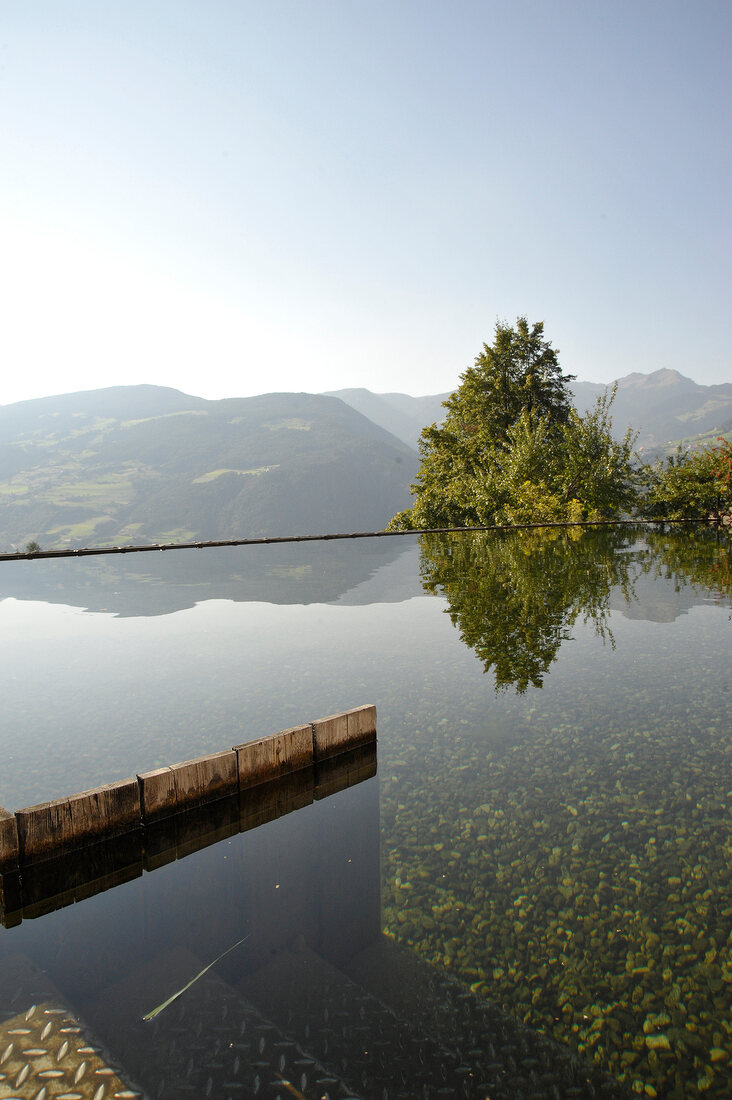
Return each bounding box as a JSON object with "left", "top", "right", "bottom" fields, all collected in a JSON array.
[
  {"left": 1, "top": 527, "right": 728, "bottom": 629},
  {"left": 614, "top": 527, "right": 732, "bottom": 621},
  {"left": 332, "top": 541, "right": 424, "bottom": 605},
  {"left": 609, "top": 571, "right": 718, "bottom": 622},
  {"left": 0, "top": 537, "right": 420, "bottom": 617}
]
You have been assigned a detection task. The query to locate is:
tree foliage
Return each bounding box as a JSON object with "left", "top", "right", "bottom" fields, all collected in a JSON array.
[
  {"left": 441, "top": 316, "right": 573, "bottom": 450},
  {"left": 641, "top": 437, "right": 732, "bottom": 523},
  {"left": 390, "top": 318, "right": 637, "bottom": 529}
]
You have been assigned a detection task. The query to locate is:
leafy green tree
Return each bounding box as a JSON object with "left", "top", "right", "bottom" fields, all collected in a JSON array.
[
  {"left": 641, "top": 437, "right": 732, "bottom": 521},
  {"left": 390, "top": 320, "right": 637, "bottom": 529},
  {"left": 558, "top": 387, "right": 638, "bottom": 517},
  {"left": 442, "top": 317, "right": 573, "bottom": 451}
]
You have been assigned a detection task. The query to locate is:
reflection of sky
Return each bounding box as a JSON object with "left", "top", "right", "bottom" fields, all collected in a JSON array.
[
  {"left": 0, "top": 594, "right": 454, "bottom": 808},
  {"left": 2, "top": 561, "right": 731, "bottom": 814}
]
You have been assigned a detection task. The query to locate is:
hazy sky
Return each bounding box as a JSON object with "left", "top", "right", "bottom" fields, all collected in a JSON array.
[{"left": 1, "top": 0, "right": 729, "bottom": 406}]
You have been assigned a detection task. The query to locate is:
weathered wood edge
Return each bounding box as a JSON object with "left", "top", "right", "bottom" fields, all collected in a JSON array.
[{"left": 1, "top": 705, "right": 377, "bottom": 870}]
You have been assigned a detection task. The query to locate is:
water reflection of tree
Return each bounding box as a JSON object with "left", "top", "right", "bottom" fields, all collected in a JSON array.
[
  {"left": 420, "top": 526, "right": 731, "bottom": 692},
  {"left": 419, "top": 527, "right": 639, "bottom": 693},
  {"left": 644, "top": 526, "right": 731, "bottom": 606}
]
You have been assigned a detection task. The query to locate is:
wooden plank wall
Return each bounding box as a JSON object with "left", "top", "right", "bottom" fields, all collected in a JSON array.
[{"left": 0, "top": 705, "right": 376, "bottom": 871}]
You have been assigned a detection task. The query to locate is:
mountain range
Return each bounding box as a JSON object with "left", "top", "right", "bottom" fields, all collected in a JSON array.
[
  {"left": 0, "top": 387, "right": 417, "bottom": 550},
  {"left": 328, "top": 369, "right": 732, "bottom": 453},
  {"left": 569, "top": 370, "right": 732, "bottom": 453},
  {"left": 0, "top": 368, "right": 730, "bottom": 551}
]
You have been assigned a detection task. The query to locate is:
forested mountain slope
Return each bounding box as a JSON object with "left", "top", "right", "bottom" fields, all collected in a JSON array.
[{"left": 0, "top": 387, "right": 418, "bottom": 550}]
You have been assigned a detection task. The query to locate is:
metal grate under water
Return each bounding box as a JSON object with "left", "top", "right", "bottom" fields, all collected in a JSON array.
[
  {"left": 0, "top": 940, "right": 634, "bottom": 1099},
  {"left": 0, "top": 954, "right": 139, "bottom": 1099}
]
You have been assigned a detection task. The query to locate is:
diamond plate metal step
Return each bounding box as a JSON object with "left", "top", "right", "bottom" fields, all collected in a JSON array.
[
  {"left": 1, "top": 939, "right": 633, "bottom": 1099},
  {"left": 342, "top": 935, "right": 632, "bottom": 1100},
  {"left": 0, "top": 952, "right": 141, "bottom": 1099},
  {"left": 84, "top": 946, "right": 357, "bottom": 1100},
  {"left": 239, "top": 941, "right": 486, "bottom": 1098}
]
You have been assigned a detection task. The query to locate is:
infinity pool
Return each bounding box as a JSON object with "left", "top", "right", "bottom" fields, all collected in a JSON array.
[{"left": 0, "top": 527, "right": 729, "bottom": 1098}]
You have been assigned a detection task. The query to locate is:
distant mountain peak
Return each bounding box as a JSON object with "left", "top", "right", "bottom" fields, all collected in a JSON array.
[{"left": 616, "top": 368, "right": 696, "bottom": 390}]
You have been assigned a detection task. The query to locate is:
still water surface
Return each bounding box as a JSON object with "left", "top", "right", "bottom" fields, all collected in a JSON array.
[{"left": 0, "top": 527, "right": 730, "bottom": 1098}]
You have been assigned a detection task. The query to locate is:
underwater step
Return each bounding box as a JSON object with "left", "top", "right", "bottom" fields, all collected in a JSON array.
[
  {"left": 238, "top": 940, "right": 489, "bottom": 1098},
  {"left": 83, "top": 945, "right": 357, "bottom": 1100},
  {"left": 342, "top": 935, "right": 634, "bottom": 1100},
  {"left": 0, "top": 951, "right": 141, "bottom": 1098}
]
